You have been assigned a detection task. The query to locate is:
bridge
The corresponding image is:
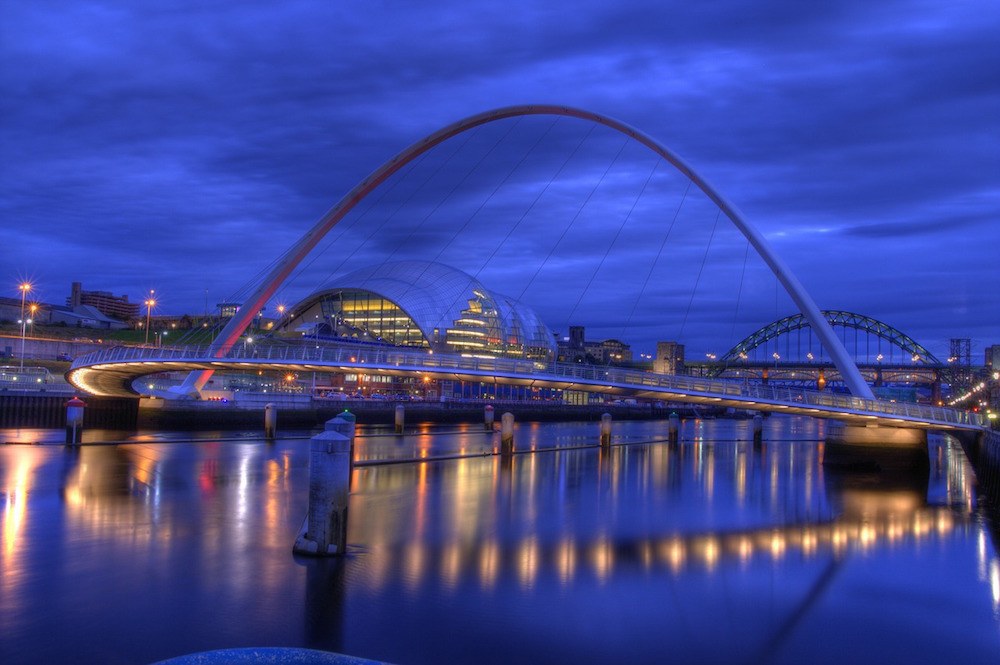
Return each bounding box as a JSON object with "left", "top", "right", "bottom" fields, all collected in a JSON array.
[
  {"left": 689, "top": 310, "right": 985, "bottom": 399},
  {"left": 63, "top": 104, "right": 990, "bottom": 435},
  {"left": 66, "top": 339, "right": 986, "bottom": 431}
]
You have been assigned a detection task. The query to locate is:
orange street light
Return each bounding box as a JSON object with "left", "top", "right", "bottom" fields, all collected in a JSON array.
[{"left": 144, "top": 290, "right": 156, "bottom": 344}]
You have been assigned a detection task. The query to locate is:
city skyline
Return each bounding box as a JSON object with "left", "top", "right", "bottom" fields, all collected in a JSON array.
[{"left": 3, "top": 1, "right": 998, "bottom": 359}]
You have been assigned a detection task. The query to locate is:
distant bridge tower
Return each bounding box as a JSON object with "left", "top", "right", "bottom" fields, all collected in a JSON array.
[{"left": 949, "top": 338, "right": 971, "bottom": 366}]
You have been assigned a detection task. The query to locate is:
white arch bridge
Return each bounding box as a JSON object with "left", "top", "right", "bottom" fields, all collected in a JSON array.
[
  {"left": 65, "top": 104, "right": 989, "bottom": 435},
  {"left": 67, "top": 341, "right": 987, "bottom": 432}
]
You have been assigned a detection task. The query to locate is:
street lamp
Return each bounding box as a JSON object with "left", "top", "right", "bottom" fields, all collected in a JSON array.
[
  {"left": 17, "top": 282, "right": 31, "bottom": 370},
  {"left": 18, "top": 281, "right": 31, "bottom": 320},
  {"left": 144, "top": 289, "right": 156, "bottom": 345},
  {"left": 18, "top": 318, "right": 30, "bottom": 371}
]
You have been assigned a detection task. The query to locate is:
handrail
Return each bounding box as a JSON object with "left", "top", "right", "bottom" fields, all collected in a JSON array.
[{"left": 70, "top": 342, "right": 988, "bottom": 428}]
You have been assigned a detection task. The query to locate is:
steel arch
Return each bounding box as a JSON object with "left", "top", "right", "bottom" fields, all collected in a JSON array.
[
  {"left": 178, "top": 105, "right": 874, "bottom": 398},
  {"left": 721, "top": 310, "right": 941, "bottom": 365}
]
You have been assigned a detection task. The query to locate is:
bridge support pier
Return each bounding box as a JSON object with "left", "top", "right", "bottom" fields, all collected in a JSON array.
[
  {"left": 752, "top": 414, "right": 763, "bottom": 446},
  {"left": 668, "top": 413, "right": 679, "bottom": 445},
  {"left": 394, "top": 404, "right": 405, "bottom": 435},
  {"left": 600, "top": 413, "right": 612, "bottom": 449},
  {"left": 501, "top": 412, "right": 515, "bottom": 456},
  {"left": 264, "top": 403, "right": 277, "bottom": 439},
  {"left": 293, "top": 413, "right": 356, "bottom": 557},
  {"left": 823, "top": 421, "right": 928, "bottom": 473}
]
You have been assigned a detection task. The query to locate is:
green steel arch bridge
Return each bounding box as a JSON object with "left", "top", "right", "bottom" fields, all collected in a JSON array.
[{"left": 695, "top": 311, "right": 982, "bottom": 401}]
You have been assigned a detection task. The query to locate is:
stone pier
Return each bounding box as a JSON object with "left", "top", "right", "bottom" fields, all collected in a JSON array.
[
  {"left": 293, "top": 413, "right": 356, "bottom": 557},
  {"left": 823, "top": 421, "right": 929, "bottom": 473}
]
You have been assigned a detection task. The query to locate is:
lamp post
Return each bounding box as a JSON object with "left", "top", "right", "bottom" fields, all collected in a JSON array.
[
  {"left": 17, "top": 282, "right": 31, "bottom": 370},
  {"left": 18, "top": 318, "right": 27, "bottom": 371},
  {"left": 18, "top": 282, "right": 31, "bottom": 321},
  {"left": 144, "top": 290, "right": 156, "bottom": 345}
]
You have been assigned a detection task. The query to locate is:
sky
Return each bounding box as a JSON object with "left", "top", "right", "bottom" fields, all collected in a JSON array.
[{"left": 2, "top": 0, "right": 998, "bottom": 360}]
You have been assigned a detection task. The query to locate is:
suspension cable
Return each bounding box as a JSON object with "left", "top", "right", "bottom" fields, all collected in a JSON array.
[{"left": 678, "top": 207, "right": 722, "bottom": 342}]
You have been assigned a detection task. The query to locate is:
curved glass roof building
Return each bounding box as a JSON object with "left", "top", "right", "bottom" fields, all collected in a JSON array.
[{"left": 276, "top": 261, "right": 557, "bottom": 361}]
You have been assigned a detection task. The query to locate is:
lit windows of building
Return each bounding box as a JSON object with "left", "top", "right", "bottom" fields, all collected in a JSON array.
[{"left": 274, "top": 261, "right": 556, "bottom": 361}]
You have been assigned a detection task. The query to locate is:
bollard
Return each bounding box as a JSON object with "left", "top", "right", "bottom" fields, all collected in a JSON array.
[
  {"left": 753, "top": 414, "right": 763, "bottom": 446},
  {"left": 65, "top": 396, "right": 86, "bottom": 445},
  {"left": 600, "top": 412, "right": 613, "bottom": 448},
  {"left": 394, "top": 404, "right": 405, "bottom": 434},
  {"left": 293, "top": 413, "right": 357, "bottom": 557},
  {"left": 668, "top": 412, "right": 679, "bottom": 445},
  {"left": 264, "top": 403, "right": 277, "bottom": 439},
  {"left": 484, "top": 404, "right": 495, "bottom": 431},
  {"left": 500, "top": 412, "right": 515, "bottom": 456}
]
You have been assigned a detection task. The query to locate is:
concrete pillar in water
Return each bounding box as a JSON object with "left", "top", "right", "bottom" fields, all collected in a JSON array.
[
  {"left": 264, "top": 403, "right": 277, "bottom": 439},
  {"left": 668, "top": 412, "right": 679, "bottom": 444},
  {"left": 600, "top": 412, "right": 613, "bottom": 448},
  {"left": 824, "top": 421, "right": 929, "bottom": 472},
  {"left": 501, "top": 412, "right": 515, "bottom": 456},
  {"left": 394, "top": 404, "right": 405, "bottom": 434},
  {"left": 293, "top": 412, "right": 357, "bottom": 557},
  {"left": 752, "top": 414, "right": 763, "bottom": 445},
  {"left": 65, "top": 395, "right": 86, "bottom": 445},
  {"left": 484, "top": 404, "right": 495, "bottom": 431}
]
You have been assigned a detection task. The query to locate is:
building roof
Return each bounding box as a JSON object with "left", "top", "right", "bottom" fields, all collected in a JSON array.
[{"left": 285, "top": 261, "right": 556, "bottom": 356}]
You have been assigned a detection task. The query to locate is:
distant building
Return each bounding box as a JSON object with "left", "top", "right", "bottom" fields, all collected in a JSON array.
[
  {"left": 0, "top": 296, "right": 44, "bottom": 324},
  {"left": 556, "top": 326, "right": 632, "bottom": 364},
  {"left": 49, "top": 304, "right": 128, "bottom": 330},
  {"left": 69, "top": 282, "right": 139, "bottom": 320},
  {"left": 986, "top": 345, "right": 1000, "bottom": 371},
  {"left": 218, "top": 302, "right": 242, "bottom": 318},
  {"left": 275, "top": 261, "right": 556, "bottom": 361},
  {"left": 655, "top": 341, "right": 685, "bottom": 374},
  {"left": 1, "top": 294, "right": 125, "bottom": 330},
  {"left": 589, "top": 338, "right": 632, "bottom": 364}
]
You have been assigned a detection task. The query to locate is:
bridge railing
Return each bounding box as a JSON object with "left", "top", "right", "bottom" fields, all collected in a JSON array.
[{"left": 71, "top": 342, "right": 988, "bottom": 428}]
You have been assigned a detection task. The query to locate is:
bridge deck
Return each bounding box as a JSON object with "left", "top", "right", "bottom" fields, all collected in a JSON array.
[{"left": 68, "top": 342, "right": 988, "bottom": 431}]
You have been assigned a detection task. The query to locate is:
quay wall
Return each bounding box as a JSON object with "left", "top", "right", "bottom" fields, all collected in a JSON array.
[
  {"left": 137, "top": 399, "right": 716, "bottom": 431},
  {"left": 0, "top": 334, "right": 108, "bottom": 361},
  {"left": 0, "top": 393, "right": 138, "bottom": 429}
]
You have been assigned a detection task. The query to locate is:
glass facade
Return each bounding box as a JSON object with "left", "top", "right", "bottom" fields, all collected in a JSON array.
[{"left": 277, "top": 262, "right": 556, "bottom": 361}]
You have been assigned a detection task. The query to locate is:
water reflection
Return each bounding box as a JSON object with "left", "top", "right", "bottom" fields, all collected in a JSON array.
[
  {"left": 342, "top": 429, "right": 978, "bottom": 592},
  {"left": 1, "top": 419, "right": 999, "bottom": 664}
]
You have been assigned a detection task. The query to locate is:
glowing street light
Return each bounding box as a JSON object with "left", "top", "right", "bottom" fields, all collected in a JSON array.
[
  {"left": 18, "top": 282, "right": 31, "bottom": 320},
  {"left": 144, "top": 289, "right": 156, "bottom": 345},
  {"left": 16, "top": 281, "right": 32, "bottom": 371}
]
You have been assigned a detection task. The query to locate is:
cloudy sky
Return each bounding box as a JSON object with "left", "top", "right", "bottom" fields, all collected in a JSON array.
[{"left": 2, "top": 0, "right": 998, "bottom": 359}]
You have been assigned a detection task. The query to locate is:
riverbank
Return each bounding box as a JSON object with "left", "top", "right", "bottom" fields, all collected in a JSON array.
[{"left": 0, "top": 391, "right": 725, "bottom": 433}]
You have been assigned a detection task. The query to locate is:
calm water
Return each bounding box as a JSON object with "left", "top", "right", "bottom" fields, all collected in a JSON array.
[{"left": 2, "top": 416, "right": 999, "bottom": 664}]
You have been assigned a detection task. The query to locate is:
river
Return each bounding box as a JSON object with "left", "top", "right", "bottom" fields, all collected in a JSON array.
[{"left": 1, "top": 416, "right": 998, "bottom": 664}]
